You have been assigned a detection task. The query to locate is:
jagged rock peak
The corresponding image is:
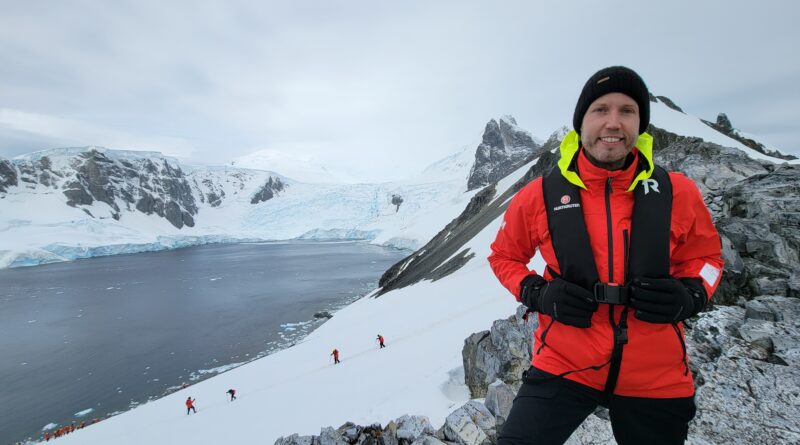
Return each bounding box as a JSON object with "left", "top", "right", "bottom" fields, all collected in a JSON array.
[
  {"left": 467, "top": 116, "right": 543, "bottom": 191},
  {"left": 716, "top": 113, "right": 734, "bottom": 132},
  {"left": 250, "top": 176, "right": 285, "bottom": 204},
  {"left": 655, "top": 95, "right": 685, "bottom": 113}
]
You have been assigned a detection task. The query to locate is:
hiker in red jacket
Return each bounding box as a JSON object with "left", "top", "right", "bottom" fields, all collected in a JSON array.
[
  {"left": 186, "top": 396, "right": 196, "bottom": 414},
  {"left": 226, "top": 388, "right": 237, "bottom": 401},
  {"left": 377, "top": 334, "right": 386, "bottom": 348},
  {"left": 331, "top": 348, "right": 340, "bottom": 364},
  {"left": 489, "top": 66, "right": 723, "bottom": 445}
]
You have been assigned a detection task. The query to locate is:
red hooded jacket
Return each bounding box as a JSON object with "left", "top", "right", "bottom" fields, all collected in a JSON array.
[{"left": 489, "top": 132, "right": 723, "bottom": 398}]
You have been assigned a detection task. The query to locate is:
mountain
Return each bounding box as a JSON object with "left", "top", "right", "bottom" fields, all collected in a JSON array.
[
  {"left": 466, "top": 115, "right": 544, "bottom": 191},
  {"left": 0, "top": 142, "right": 481, "bottom": 268},
  {"left": 11, "top": 100, "right": 800, "bottom": 444}
]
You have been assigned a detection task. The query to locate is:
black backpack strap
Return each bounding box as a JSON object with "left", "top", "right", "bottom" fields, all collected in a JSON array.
[
  {"left": 542, "top": 166, "right": 600, "bottom": 290},
  {"left": 628, "top": 166, "right": 672, "bottom": 280}
]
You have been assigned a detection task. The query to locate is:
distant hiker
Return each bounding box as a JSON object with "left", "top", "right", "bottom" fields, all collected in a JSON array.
[
  {"left": 43, "top": 431, "right": 50, "bottom": 441},
  {"left": 227, "top": 388, "right": 237, "bottom": 401},
  {"left": 186, "top": 397, "right": 197, "bottom": 414},
  {"left": 377, "top": 334, "right": 386, "bottom": 348},
  {"left": 331, "top": 348, "right": 340, "bottom": 364}
]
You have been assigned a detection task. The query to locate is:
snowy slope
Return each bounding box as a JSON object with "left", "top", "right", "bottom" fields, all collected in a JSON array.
[
  {"left": 231, "top": 149, "right": 355, "bottom": 184},
  {"left": 52, "top": 152, "right": 536, "bottom": 445}
]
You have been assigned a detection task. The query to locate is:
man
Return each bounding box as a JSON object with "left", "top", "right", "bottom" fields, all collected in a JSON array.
[
  {"left": 331, "top": 348, "right": 340, "bottom": 364},
  {"left": 226, "top": 388, "right": 237, "bottom": 401},
  {"left": 377, "top": 334, "right": 386, "bottom": 348},
  {"left": 186, "top": 396, "right": 196, "bottom": 414},
  {"left": 488, "top": 66, "right": 723, "bottom": 445}
]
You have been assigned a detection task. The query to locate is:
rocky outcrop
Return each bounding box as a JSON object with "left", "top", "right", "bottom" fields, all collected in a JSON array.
[
  {"left": 251, "top": 176, "right": 285, "bottom": 204},
  {"left": 651, "top": 125, "right": 771, "bottom": 195},
  {"left": 467, "top": 116, "right": 543, "bottom": 191},
  {"left": 10, "top": 148, "right": 200, "bottom": 228},
  {"left": 391, "top": 194, "right": 404, "bottom": 212},
  {"left": 463, "top": 306, "right": 535, "bottom": 398},
  {"left": 458, "top": 296, "right": 800, "bottom": 444},
  {"left": 0, "top": 157, "right": 18, "bottom": 194},
  {"left": 713, "top": 165, "right": 800, "bottom": 304},
  {"left": 701, "top": 113, "right": 796, "bottom": 161},
  {"left": 275, "top": 416, "right": 438, "bottom": 445},
  {"left": 655, "top": 95, "right": 685, "bottom": 113}
]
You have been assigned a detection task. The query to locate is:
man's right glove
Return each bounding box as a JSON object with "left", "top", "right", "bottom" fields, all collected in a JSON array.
[{"left": 519, "top": 275, "right": 599, "bottom": 328}]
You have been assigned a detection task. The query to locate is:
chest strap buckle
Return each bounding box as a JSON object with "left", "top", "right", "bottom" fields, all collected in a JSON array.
[{"left": 593, "top": 283, "right": 630, "bottom": 305}]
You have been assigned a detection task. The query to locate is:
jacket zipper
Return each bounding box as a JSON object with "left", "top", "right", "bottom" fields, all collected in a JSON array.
[
  {"left": 605, "top": 177, "right": 614, "bottom": 282},
  {"left": 623, "top": 229, "right": 629, "bottom": 283}
]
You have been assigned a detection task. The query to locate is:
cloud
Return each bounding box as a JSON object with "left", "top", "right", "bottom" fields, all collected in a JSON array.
[
  {"left": 0, "top": 109, "right": 196, "bottom": 159},
  {"left": 0, "top": 0, "right": 798, "bottom": 179}
]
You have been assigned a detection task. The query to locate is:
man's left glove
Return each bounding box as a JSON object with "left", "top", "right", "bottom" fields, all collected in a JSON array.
[{"left": 630, "top": 277, "right": 708, "bottom": 324}]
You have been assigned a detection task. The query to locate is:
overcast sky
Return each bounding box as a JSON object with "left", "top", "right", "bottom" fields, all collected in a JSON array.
[{"left": 1, "top": 0, "right": 798, "bottom": 182}]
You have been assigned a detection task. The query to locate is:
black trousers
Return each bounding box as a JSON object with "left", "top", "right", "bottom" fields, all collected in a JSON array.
[{"left": 498, "top": 367, "right": 696, "bottom": 445}]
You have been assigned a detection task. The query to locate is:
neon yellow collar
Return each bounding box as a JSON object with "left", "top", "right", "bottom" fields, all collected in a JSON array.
[{"left": 557, "top": 130, "right": 654, "bottom": 191}]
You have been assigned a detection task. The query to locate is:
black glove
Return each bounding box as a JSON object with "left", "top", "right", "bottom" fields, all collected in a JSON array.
[
  {"left": 519, "top": 275, "right": 598, "bottom": 328},
  {"left": 630, "top": 277, "right": 707, "bottom": 324}
]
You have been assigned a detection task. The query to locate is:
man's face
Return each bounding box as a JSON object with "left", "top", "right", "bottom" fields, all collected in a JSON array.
[{"left": 580, "top": 92, "right": 640, "bottom": 170}]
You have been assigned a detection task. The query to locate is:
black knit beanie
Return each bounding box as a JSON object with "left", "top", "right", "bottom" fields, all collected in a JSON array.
[{"left": 573, "top": 66, "right": 650, "bottom": 135}]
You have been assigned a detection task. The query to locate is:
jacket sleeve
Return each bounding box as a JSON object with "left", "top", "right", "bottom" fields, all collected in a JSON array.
[
  {"left": 488, "top": 181, "right": 541, "bottom": 300},
  {"left": 669, "top": 174, "right": 724, "bottom": 299}
]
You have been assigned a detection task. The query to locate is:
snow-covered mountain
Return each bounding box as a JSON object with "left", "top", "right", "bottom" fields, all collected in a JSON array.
[
  {"left": 6, "top": 101, "right": 800, "bottom": 444},
  {"left": 9, "top": 98, "right": 800, "bottom": 444},
  {"left": 0, "top": 142, "right": 482, "bottom": 268}
]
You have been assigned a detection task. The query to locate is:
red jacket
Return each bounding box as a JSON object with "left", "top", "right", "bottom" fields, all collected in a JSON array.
[
  {"left": 186, "top": 398, "right": 194, "bottom": 408},
  {"left": 489, "top": 131, "right": 723, "bottom": 398}
]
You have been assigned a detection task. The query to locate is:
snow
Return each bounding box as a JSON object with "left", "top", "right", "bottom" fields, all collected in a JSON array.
[
  {"left": 53, "top": 222, "right": 518, "bottom": 445},
  {"left": 6, "top": 105, "right": 795, "bottom": 443},
  {"left": 230, "top": 148, "right": 356, "bottom": 184},
  {"left": 0, "top": 145, "right": 477, "bottom": 269},
  {"left": 46, "top": 147, "right": 534, "bottom": 445}
]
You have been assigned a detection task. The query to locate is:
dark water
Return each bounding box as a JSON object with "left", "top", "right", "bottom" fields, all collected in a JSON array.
[{"left": 0, "top": 241, "right": 405, "bottom": 444}]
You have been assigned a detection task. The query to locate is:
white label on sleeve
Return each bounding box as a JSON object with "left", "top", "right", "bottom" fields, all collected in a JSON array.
[{"left": 699, "top": 263, "right": 721, "bottom": 287}]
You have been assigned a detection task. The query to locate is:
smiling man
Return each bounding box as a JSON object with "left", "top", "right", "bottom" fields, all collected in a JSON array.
[{"left": 488, "top": 66, "right": 723, "bottom": 444}]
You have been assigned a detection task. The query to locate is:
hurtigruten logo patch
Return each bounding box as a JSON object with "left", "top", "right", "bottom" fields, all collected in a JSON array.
[
  {"left": 553, "top": 201, "right": 581, "bottom": 212},
  {"left": 560, "top": 195, "right": 571, "bottom": 205}
]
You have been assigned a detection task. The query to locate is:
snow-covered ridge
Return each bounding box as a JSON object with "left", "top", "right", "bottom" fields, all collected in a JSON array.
[
  {"left": 1, "top": 103, "right": 795, "bottom": 272},
  {"left": 0, "top": 144, "right": 478, "bottom": 269}
]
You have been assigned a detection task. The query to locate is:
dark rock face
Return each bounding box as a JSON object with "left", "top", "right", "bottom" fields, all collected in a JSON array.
[
  {"left": 251, "top": 176, "right": 285, "bottom": 204},
  {"left": 463, "top": 306, "right": 535, "bottom": 398},
  {"left": 655, "top": 95, "right": 684, "bottom": 113},
  {"left": 716, "top": 113, "right": 733, "bottom": 132},
  {"left": 713, "top": 165, "right": 800, "bottom": 303},
  {"left": 391, "top": 194, "right": 403, "bottom": 212},
  {"left": 651, "top": 126, "right": 771, "bottom": 195},
  {"left": 12, "top": 148, "right": 198, "bottom": 229},
  {"left": 0, "top": 158, "right": 19, "bottom": 194},
  {"left": 467, "top": 117, "right": 543, "bottom": 191}
]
